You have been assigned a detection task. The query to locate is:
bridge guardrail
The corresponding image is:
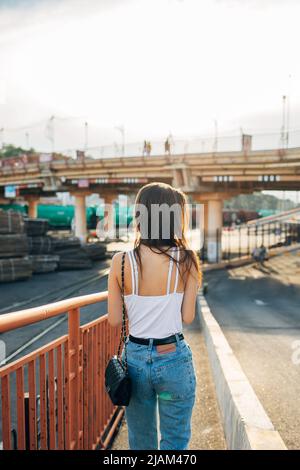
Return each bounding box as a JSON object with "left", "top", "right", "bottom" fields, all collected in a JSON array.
[{"left": 0, "top": 292, "right": 123, "bottom": 450}]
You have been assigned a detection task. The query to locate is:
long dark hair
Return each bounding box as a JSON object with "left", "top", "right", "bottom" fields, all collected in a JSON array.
[{"left": 133, "top": 182, "right": 201, "bottom": 284}]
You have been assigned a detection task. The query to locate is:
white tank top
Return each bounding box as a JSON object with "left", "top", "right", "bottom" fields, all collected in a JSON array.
[{"left": 124, "top": 247, "right": 184, "bottom": 339}]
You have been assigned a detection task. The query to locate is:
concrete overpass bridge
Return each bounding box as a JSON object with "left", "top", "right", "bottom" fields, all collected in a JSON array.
[{"left": 0, "top": 147, "right": 299, "bottom": 261}]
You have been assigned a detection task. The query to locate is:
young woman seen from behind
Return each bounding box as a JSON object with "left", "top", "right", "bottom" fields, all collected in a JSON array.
[{"left": 108, "top": 182, "right": 201, "bottom": 450}]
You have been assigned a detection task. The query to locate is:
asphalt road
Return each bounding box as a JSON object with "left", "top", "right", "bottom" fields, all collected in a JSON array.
[{"left": 205, "top": 251, "right": 300, "bottom": 449}]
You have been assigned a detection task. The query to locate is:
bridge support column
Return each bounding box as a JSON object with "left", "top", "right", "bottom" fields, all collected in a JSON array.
[
  {"left": 25, "top": 195, "right": 39, "bottom": 218},
  {"left": 172, "top": 169, "right": 184, "bottom": 188},
  {"left": 205, "top": 199, "right": 223, "bottom": 263},
  {"left": 104, "top": 193, "right": 118, "bottom": 240},
  {"left": 73, "top": 193, "right": 88, "bottom": 243},
  {"left": 194, "top": 192, "right": 235, "bottom": 263}
]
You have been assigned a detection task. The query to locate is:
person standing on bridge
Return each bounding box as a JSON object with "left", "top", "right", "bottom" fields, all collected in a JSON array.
[
  {"left": 164, "top": 138, "right": 171, "bottom": 155},
  {"left": 108, "top": 182, "right": 201, "bottom": 450},
  {"left": 146, "top": 141, "right": 152, "bottom": 156},
  {"left": 143, "top": 140, "right": 147, "bottom": 156}
]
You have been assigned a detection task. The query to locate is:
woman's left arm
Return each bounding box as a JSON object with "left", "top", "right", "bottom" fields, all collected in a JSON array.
[{"left": 107, "top": 252, "right": 123, "bottom": 327}]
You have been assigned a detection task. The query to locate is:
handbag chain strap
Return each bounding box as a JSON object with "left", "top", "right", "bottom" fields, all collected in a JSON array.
[{"left": 117, "top": 252, "right": 128, "bottom": 372}]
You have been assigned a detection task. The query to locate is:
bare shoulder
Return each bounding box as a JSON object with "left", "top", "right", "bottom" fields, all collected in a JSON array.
[{"left": 111, "top": 251, "right": 125, "bottom": 270}]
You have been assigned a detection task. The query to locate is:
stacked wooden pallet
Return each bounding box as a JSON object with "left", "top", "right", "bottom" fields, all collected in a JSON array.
[
  {"left": 0, "top": 209, "right": 32, "bottom": 282},
  {"left": 0, "top": 233, "right": 29, "bottom": 258},
  {"left": 83, "top": 242, "right": 107, "bottom": 261},
  {"left": 25, "top": 217, "right": 59, "bottom": 274},
  {"left": 28, "top": 255, "right": 60, "bottom": 273},
  {"left": 24, "top": 218, "right": 49, "bottom": 236},
  {"left": 0, "top": 258, "right": 32, "bottom": 282},
  {"left": 27, "top": 236, "right": 54, "bottom": 254},
  {"left": 0, "top": 209, "right": 24, "bottom": 234},
  {"left": 0, "top": 209, "right": 108, "bottom": 281},
  {"left": 52, "top": 237, "right": 93, "bottom": 270}
]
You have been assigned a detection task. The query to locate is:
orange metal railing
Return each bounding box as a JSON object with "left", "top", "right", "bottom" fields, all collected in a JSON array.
[{"left": 0, "top": 292, "right": 123, "bottom": 450}]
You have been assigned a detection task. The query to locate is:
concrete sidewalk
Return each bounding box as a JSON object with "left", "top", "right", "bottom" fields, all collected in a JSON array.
[{"left": 111, "top": 316, "right": 226, "bottom": 450}]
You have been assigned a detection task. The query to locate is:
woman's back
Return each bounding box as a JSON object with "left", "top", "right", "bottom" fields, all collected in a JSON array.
[
  {"left": 123, "top": 245, "right": 184, "bottom": 296},
  {"left": 108, "top": 244, "right": 200, "bottom": 330},
  {"left": 124, "top": 246, "right": 184, "bottom": 339}
]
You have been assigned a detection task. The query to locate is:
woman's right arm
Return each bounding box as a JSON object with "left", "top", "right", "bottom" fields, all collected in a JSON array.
[{"left": 181, "top": 260, "right": 201, "bottom": 325}]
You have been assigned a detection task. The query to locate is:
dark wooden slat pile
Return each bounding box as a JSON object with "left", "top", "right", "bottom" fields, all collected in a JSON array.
[
  {"left": 24, "top": 218, "right": 49, "bottom": 236},
  {"left": 28, "top": 255, "right": 60, "bottom": 273},
  {"left": 0, "top": 209, "right": 25, "bottom": 234},
  {"left": 0, "top": 258, "right": 32, "bottom": 282},
  {"left": 0, "top": 234, "right": 29, "bottom": 258},
  {"left": 52, "top": 237, "right": 92, "bottom": 270},
  {"left": 28, "top": 236, "right": 54, "bottom": 254},
  {"left": 0, "top": 209, "right": 108, "bottom": 281},
  {"left": 83, "top": 242, "right": 107, "bottom": 260},
  {"left": 0, "top": 210, "right": 32, "bottom": 282},
  {"left": 52, "top": 237, "right": 82, "bottom": 250},
  {"left": 25, "top": 218, "right": 57, "bottom": 273}
]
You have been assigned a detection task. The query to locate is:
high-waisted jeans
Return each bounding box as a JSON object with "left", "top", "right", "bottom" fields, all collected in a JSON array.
[{"left": 121, "top": 334, "right": 196, "bottom": 450}]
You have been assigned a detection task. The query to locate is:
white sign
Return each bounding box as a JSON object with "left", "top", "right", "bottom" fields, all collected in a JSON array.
[
  {"left": 78, "top": 179, "right": 89, "bottom": 188},
  {"left": 5, "top": 185, "right": 16, "bottom": 198},
  {"left": 39, "top": 153, "right": 53, "bottom": 163}
]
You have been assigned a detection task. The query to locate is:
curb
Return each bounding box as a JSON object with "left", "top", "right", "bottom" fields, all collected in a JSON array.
[{"left": 197, "top": 294, "right": 287, "bottom": 450}]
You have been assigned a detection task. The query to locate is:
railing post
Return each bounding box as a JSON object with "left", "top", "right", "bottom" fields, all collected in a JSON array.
[
  {"left": 68, "top": 307, "right": 80, "bottom": 450},
  {"left": 247, "top": 225, "right": 250, "bottom": 257}
]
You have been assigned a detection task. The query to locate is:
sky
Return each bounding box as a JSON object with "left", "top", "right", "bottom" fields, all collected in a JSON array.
[{"left": 0, "top": 0, "right": 300, "bottom": 159}]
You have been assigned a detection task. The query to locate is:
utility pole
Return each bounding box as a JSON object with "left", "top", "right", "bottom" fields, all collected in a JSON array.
[
  {"left": 280, "top": 94, "right": 289, "bottom": 150},
  {"left": 286, "top": 74, "right": 292, "bottom": 149},
  {"left": 25, "top": 132, "right": 29, "bottom": 150},
  {"left": 0, "top": 127, "right": 4, "bottom": 149},
  {"left": 46, "top": 115, "right": 55, "bottom": 152},
  {"left": 84, "top": 121, "right": 88, "bottom": 152},
  {"left": 115, "top": 125, "right": 125, "bottom": 156},
  {"left": 213, "top": 119, "right": 218, "bottom": 153}
]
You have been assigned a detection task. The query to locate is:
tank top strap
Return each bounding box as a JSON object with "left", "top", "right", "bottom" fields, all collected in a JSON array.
[
  {"left": 127, "top": 250, "right": 135, "bottom": 295},
  {"left": 173, "top": 248, "right": 180, "bottom": 293},
  {"left": 166, "top": 247, "right": 180, "bottom": 294},
  {"left": 128, "top": 249, "right": 138, "bottom": 295},
  {"left": 166, "top": 250, "right": 174, "bottom": 295}
]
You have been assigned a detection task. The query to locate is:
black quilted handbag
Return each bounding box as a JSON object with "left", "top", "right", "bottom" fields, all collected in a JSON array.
[{"left": 105, "top": 252, "right": 131, "bottom": 406}]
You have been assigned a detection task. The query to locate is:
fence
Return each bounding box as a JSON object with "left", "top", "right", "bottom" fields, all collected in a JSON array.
[
  {"left": 0, "top": 292, "right": 123, "bottom": 450},
  {"left": 60, "top": 128, "right": 300, "bottom": 159},
  {"left": 200, "top": 222, "right": 300, "bottom": 263}
]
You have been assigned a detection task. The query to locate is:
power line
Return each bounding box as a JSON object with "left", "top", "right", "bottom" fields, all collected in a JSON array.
[{"left": 2, "top": 115, "right": 86, "bottom": 133}]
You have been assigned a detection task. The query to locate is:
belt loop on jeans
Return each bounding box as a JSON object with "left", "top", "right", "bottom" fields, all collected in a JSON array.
[
  {"left": 175, "top": 333, "right": 181, "bottom": 348},
  {"left": 147, "top": 338, "right": 154, "bottom": 351}
]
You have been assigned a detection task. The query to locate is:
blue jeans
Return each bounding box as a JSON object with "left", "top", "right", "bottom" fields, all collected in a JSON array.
[{"left": 121, "top": 334, "right": 196, "bottom": 450}]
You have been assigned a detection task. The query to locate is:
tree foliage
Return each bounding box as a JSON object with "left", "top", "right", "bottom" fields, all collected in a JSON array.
[
  {"left": 0, "top": 144, "right": 35, "bottom": 159},
  {"left": 224, "top": 192, "right": 297, "bottom": 211}
]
